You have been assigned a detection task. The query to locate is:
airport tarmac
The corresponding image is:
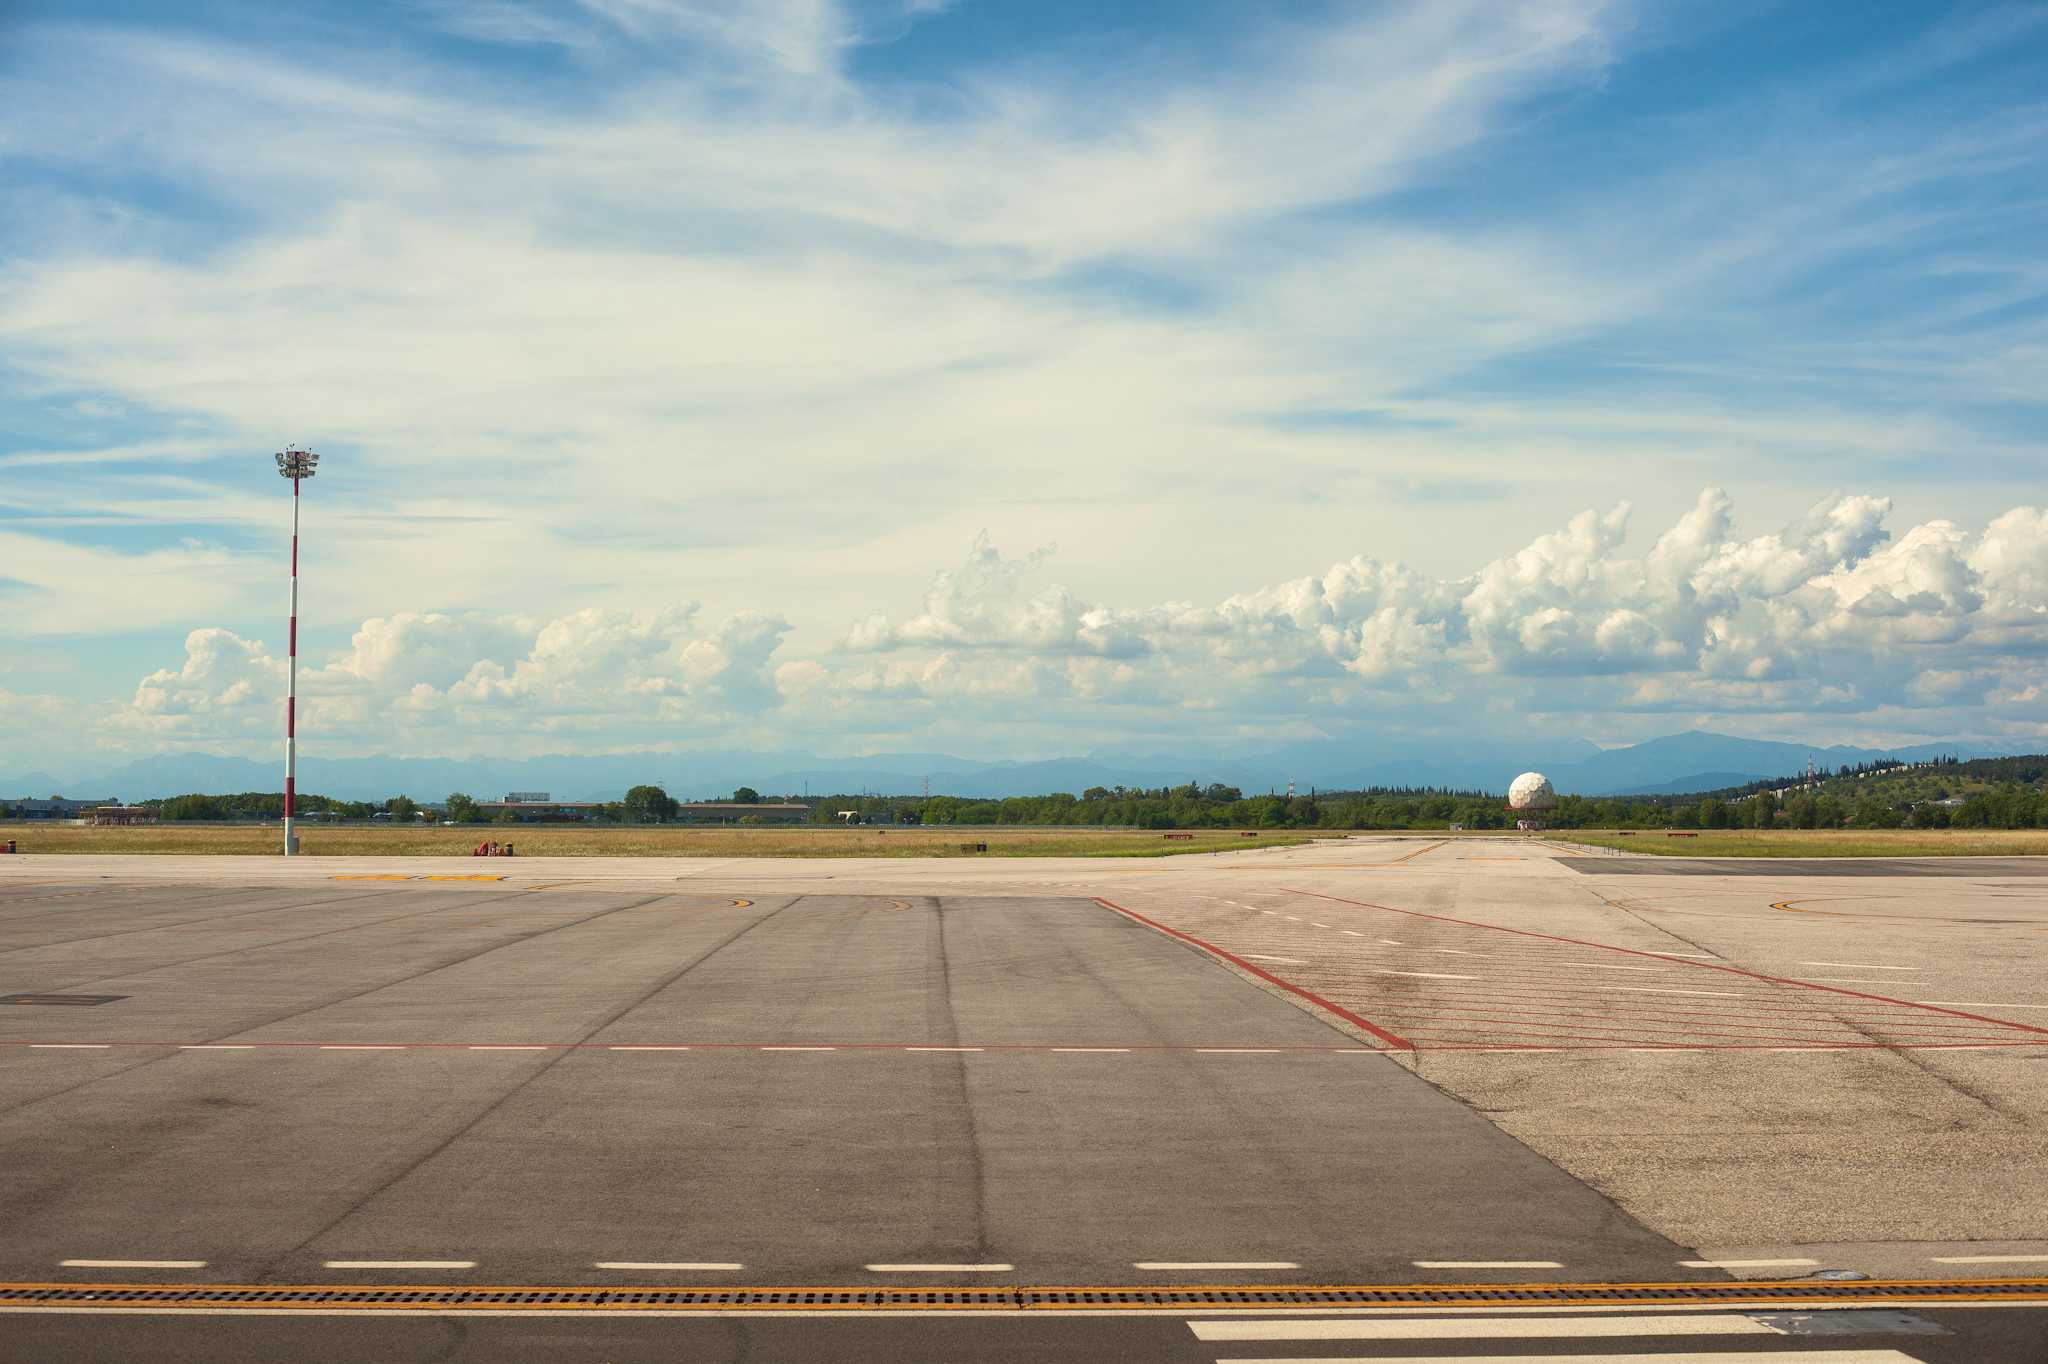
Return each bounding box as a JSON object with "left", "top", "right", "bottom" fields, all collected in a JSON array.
[{"left": 1, "top": 836, "right": 2043, "bottom": 1362}]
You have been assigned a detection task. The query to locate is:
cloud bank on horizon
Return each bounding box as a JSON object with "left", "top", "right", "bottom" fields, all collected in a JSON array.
[{"left": 1, "top": 0, "right": 2044, "bottom": 770}]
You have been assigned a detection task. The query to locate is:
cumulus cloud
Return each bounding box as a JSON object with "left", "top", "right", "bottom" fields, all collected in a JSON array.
[{"left": 825, "top": 489, "right": 2048, "bottom": 734}]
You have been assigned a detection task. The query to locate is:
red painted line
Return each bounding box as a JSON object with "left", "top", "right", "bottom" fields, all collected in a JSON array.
[
  {"left": 1347, "top": 991, "right": 2020, "bottom": 1030},
  {"left": 1093, "top": 896, "right": 1413, "bottom": 1050},
  {"left": 1280, "top": 888, "right": 2048, "bottom": 1039},
  {"left": 0, "top": 1040, "right": 1384, "bottom": 1053}
]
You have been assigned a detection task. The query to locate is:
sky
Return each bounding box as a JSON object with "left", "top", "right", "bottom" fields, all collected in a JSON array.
[{"left": 2, "top": 0, "right": 2046, "bottom": 776}]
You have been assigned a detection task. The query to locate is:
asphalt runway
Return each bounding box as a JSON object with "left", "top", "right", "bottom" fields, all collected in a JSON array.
[{"left": 1, "top": 840, "right": 2044, "bottom": 1361}]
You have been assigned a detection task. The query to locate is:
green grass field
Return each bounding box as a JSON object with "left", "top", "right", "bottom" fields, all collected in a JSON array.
[
  {"left": 1550, "top": 827, "right": 2048, "bottom": 857},
  {"left": 0, "top": 823, "right": 1325, "bottom": 859}
]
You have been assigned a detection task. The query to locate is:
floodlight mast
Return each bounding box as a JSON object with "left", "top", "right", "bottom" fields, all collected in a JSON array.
[{"left": 275, "top": 446, "right": 319, "bottom": 855}]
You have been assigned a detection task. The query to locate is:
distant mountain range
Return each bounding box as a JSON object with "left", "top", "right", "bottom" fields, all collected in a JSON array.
[{"left": 1, "top": 731, "right": 2022, "bottom": 804}]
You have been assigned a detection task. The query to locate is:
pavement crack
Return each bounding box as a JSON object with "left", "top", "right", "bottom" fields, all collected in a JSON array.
[{"left": 928, "top": 894, "right": 993, "bottom": 1265}]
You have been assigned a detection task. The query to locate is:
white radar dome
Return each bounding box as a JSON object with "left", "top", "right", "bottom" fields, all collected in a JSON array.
[{"left": 1506, "top": 772, "right": 1558, "bottom": 811}]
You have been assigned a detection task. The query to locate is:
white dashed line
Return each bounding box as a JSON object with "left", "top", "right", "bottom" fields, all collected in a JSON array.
[
  {"left": 1803, "top": 962, "right": 1918, "bottom": 970},
  {"left": 1930, "top": 1254, "right": 2048, "bottom": 1264},
  {"left": 594, "top": 1261, "right": 743, "bottom": 1271},
  {"left": 1260, "top": 910, "right": 1279, "bottom": 916},
  {"left": 320, "top": 1045, "right": 405, "bottom": 1051},
  {"left": 1559, "top": 962, "right": 1662, "bottom": 972},
  {"left": 1309, "top": 922, "right": 1332, "bottom": 928},
  {"left": 609, "top": 1045, "right": 692, "bottom": 1050},
  {"left": 1051, "top": 1047, "right": 1130, "bottom": 1053},
  {"left": 1283, "top": 916, "right": 1302, "bottom": 922},
  {"left": 60, "top": 1259, "right": 207, "bottom": 1269},
  {"left": 865, "top": 1263, "right": 1012, "bottom": 1273},
  {"left": 30, "top": 1044, "right": 110, "bottom": 1049},
  {"left": 1195, "top": 1048, "right": 1283, "bottom": 1054},
  {"left": 1340, "top": 930, "right": 1364, "bottom": 937},
  {"left": 324, "top": 1260, "right": 475, "bottom": 1270},
  {"left": 1616, "top": 987, "right": 1739, "bottom": 997},
  {"left": 468, "top": 1045, "right": 549, "bottom": 1051},
  {"left": 1244, "top": 955, "right": 1307, "bottom": 964},
  {"left": 1135, "top": 1261, "right": 1299, "bottom": 1271},
  {"left": 1378, "top": 939, "right": 1404, "bottom": 946},
  {"left": 1368, "top": 969, "right": 1479, "bottom": 980},
  {"left": 1917, "top": 1001, "right": 2048, "bottom": 1009},
  {"left": 178, "top": 1045, "right": 253, "bottom": 1050},
  {"left": 905, "top": 1046, "right": 984, "bottom": 1052},
  {"left": 1412, "top": 1259, "right": 1563, "bottom": 1269},
  {"left": 1681, "top": 1257, "right": 1820, "bottom": 1268},
  {"left": 759, "top": 1046, "right": 836, "bottom": 1051},
  {"left": 1652, "top": 952, "right": 1717, "bottom": 958}
]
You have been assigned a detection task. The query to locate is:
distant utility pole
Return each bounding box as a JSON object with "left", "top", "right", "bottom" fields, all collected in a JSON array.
[{"left": 275, "top": 444, "right": 320, "bottom": 856}]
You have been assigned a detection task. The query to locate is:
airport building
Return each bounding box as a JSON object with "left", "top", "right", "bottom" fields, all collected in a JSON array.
[
  {"left": 675, "top": 801, "right": 810, "bottom": 825},
  {"left": 476, "top": 793, "right": 600, "bottom": 822}
]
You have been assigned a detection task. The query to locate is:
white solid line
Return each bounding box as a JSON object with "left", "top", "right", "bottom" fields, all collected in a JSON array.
[
  {"left": 1196, "top": 1048, "right": 1283, "bottom": 1054},
  {"left": 60, "top": 1259, "right": 208, "bottom": 1269},
  {"left": 1136, "top": 1261, "right": 1299, "bottom": 1271},
  {"left": 759, "top": 1046, "right": 836, "bottom": 1051},
  {"left": 609, "top": 1045, "right": 692, "bottom": 1050},
  {"left": 1917, "top": 1001, "right": 2048, "bottom": 1009},
  {"left": 1616, "top": 987, "right": 1739, "bottom": 997},
  {"left": 1804, "top": 962, "right": 1917, "bottom": 970},
  {"left": 1680, "top": 1258, "right": 1820, "bottom": 1268},
  {"left": 904, "top": 1046, "right": 984, "bottom": 1052},
  {"left": 1340, "top": 930, "right": 1364, "bottom": 937},
  {"left": 31, "top": 1044, "right": 111, "bottom": 1049},
  {"left": 1208, "top": 1352, "right": 1926, "bottom": 1364},
  {"left": 1260, "top": 910, "right": 1278, "bottom": 916},
  {"left": 1368, "top": 969, "right": 1479, "bottom": 980},
  {"left": 1243, "top": 955, "right": 1307, "bottom": 964},
  {"left": 593, "top": 1261, "right": 743, "bottom": 1271},
  {"left": 1377, "top": 939, "right": 1404, "bottom": 946},
  {"left": 1192, "top": 1313, "right": 1779, "bottom": 1339},
  {"left": 1283, "top": 916, "right": 1301, "bottom": 922},
  {"left": 324, "top": 1260, "right": 475, "bottom": 1270},
  {"left": 864, "top": 1263, "right": 1012, "bottom": 1272},
  {"left": 1412, "top": 1260, "right": 1562, "bottom": 1269},
  {"left": 1931, "top": 1254, "right": 2048, "bottom": 1264},
  {"left": 1559, "top": 962, "right": 1662, "bottom": 972},
  {"left": 1204, "top": 1343, "right": 1925, "bottom": 1351},
  {"left": 320, "top": 1045, "right": 406, "bottom": 1051},
  {"left": 1309, "top": 922, "right": 1331, "bottom": 928},
  {"left": 1051, "top": 1047, "right": 1131, "bottom": 1053}
]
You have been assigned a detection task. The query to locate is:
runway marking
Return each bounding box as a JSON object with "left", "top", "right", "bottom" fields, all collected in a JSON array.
[
  {"left": 904, "top": 1046, "right": 984, "bottom": 1052},
  {"left": 594, "top": 1262, "right": 743, "bottom": 1271},
  {"left": 468, "top": 1045, "right": 548, "bottom": 1051},
  {"left": 329, "top": 874, "right": 415, "bottom": 881},
  {"left": 1615, "top": 986, "right": 1748, "bottom": 998},
  {"left": 1191, "top": 1313, "right": 1781, "bottom": 1338},
  {"left": 1368, "top": 969, "right": 1479, "bottom": 980},
  {"left": 178, "top": 1044, "right": 253, "bottom": 1050},
  {"left": 760, "top": 1046, "right": 836, "bottom": 1051},
  {"left": 609, "top": 1045, "right": 692, "bottom": 1050},
  {"left": 1212, "top": 1352, "right": 1935, "bottom": 1364},
  {"left": 1804, "top": 962, "right": 1918, "bottom": 971},
  {"left": 1559, "top": 962, "right": 1662, "bottom": 972},
  {"left": 320, "top": 1045, "right": 403, "bottom": 1051},
  {"left": 1195, "top": 1048, "right": 1283, "bottom": 1054},
  {"left": 1412, "top": 1260, "right": 1564, "bottom": 1269},
  {"left": 1137, "top": 1261, "right": 1299, "bottom": 1271},
  {"left": 59, "top": 1260, "right": 206, "bottom": 1269},
  {"left": 1341, "top": 930, "right": 1364, "bottom": 936},
  {"left": 1680, "top": 1258, "right": 1819, "bottom": 1268},
  {"left": 324, "top": 1261, "right": 475, "bottom": 1270},
  {"left": 1094, "top": 897, "right": 1412, "bottom": 1051},
  {"left": 1051, "top": 1047, "right": 1130, "bottom": 1053},
  {"left": 864, "top": 1263, "right": 1012, "bottom": 1273},
  {"left": 1283, "top": 887, "right": 2048, "bottom": 1038},
  {"left": 1379, "top": 939, "right": 1404, "bottom": 945},
  {"left": 1244, "top": 954, "right": 1308, "bottom": 964},
  {"left": 1916, "top": 1002, "right": 2048, "bottom": 1010},
  {"left": 1932, "top": 1254, "right": 2048, "bottom": 1264},
  {"left": 422, "top": 875, "right": 506, "bottom": 882},
  {"left": 1309, "top": 922, "right": 1332, "bottom": 928}
]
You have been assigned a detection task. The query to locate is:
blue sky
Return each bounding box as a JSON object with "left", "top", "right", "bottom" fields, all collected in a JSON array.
[{"left": 2, "top": 0, "right": 2045, "bottom": 773}]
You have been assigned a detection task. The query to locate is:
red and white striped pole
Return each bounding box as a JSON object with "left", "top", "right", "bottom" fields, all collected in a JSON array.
[{"left": 276, "top": 445, "right": 319, "bottom": 856}]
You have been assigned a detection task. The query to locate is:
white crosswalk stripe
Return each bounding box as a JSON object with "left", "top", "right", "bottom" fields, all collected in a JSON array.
[{"left": 1189, "top": 1313, "right": 1934, "bottom": 1363}]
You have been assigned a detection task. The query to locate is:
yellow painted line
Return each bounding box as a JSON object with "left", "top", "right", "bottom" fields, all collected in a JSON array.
[
  {"left": 730, "top": 899, "right": 753, "bottom": 908},
  {"left": 329, "top": 874, "right": 416, "bottom": 882}
]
